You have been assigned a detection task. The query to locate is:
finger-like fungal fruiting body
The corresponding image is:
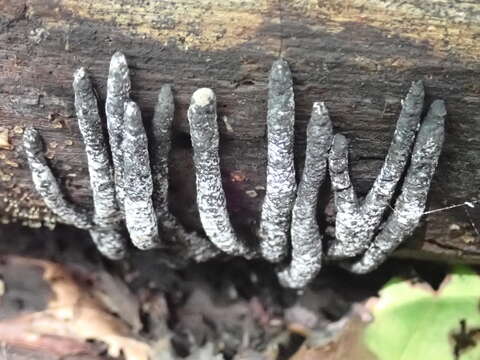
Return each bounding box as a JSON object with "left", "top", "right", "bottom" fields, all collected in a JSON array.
[
  {"left": 160, "top": 214, "right": 222, "bottom": 262},
  {"left": 73, "top": 67, "right": 127, "bottom": 259},
  {"left": 187, "top": 88, "right": 251, "bottom": 257},
  {"left": 259, "top": 59, "right": 297, "bottom": 263},
  {"left": 327, "top": 133, "right": 360, "bottom": 257},
  {"left": 150, "top": 85, "right": 221, "bottom": 262},
  {"left": 23, "top": 51, "right": 446, "bottom": 288},
  {"left": 89, "top": 228, "right": 127, "bottom": 260},
  {"left": 74, "top": 68, "right": 118, "bottom": 225},
  {"left": 277, "top": 102, "right": 333, "bottom": 288},
  {"left": 106, "top": 51, "right": 131, "bottom": 209},
  {"left": 23, "top": 127, "right": 93, "bottom": 229},
  {"left": 150, "top": 85, "right": 175, "bottom": 218},
  {"left": 123, "top": 101, "right": 160, "bottom": 250},
  {"left": 346, "top": 100, "right": 446, "bottom": 273},
  {"left": 327, "top": 81, "right": 425, "bottom": 259}
]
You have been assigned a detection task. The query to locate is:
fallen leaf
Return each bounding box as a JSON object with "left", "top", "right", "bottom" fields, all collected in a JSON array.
[
  {"left": 289, "top": 310, "right": 375, "bottom": 360},
  {"left": 0, "top": 256, "right": 152, "bottom": 360},
  {"left": 92, "top": 270, "right": 143, "bottom": 333}
]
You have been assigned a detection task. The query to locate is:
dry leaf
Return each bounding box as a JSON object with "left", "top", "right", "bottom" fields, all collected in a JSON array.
[
  {"left": 92, "top": 270, "right": 143, "bottom": 333},
  {"left": 289, "top": 308, "right": 375, "bottom": 360},
  {"left": 0, "top": 256, "right": 152, "bottom": 360}
]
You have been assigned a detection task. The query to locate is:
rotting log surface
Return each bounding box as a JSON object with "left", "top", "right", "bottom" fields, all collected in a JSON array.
[{"left": 0, "top": 0, "right": 479, "bottom": 263}]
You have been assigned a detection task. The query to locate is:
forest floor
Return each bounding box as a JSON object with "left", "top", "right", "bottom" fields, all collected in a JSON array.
[{"left": 0, "top": 223, "right": 453, "bottom": 360}]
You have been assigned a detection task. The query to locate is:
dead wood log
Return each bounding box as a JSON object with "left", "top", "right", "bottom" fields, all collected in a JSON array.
[{"left": 0, "top": 0, "right": 479, "bottom": 262}]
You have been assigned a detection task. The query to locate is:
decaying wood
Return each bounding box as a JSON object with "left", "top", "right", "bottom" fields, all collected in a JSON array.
[{"left": 0, "top": 0, "right": 479, "bottom": 262}]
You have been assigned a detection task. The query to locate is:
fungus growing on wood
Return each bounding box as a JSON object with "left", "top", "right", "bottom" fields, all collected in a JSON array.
[{"left": 24, "top": 52, "right": 445, "bottom": 288}]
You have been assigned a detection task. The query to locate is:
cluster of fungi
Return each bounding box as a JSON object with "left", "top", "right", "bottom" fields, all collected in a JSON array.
[{"left": 23, "top": 52, "right": 445, "bottom": 288}]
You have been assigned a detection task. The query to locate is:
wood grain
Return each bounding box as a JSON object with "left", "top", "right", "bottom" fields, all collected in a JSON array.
[{"left": 0, "top": 0, "right": 478, "bottom": 262}]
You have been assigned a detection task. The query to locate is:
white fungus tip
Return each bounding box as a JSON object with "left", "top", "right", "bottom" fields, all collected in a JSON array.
[
  {"left": 312, "top": 101, "right": 328, "bottom": 114},
  {"left": 272, "top": 58, "right": 289, "bottom": 70},
  {"left": 430, "top": 99, "right": 447, "bottom": 117},
  {"left": 269, "top": 58, "right": 292, "bottom": 83},
  {"left": 110, "top": 51, "right": 127, "bottom": 68},
  {"left": 24, "top": 126, "right": 38, "bottom": 140},
  {"left": 332, "top": 133, "right": 348, "bottom": 150},
  {"left": 74, "top": 67, "right": 87, "bottom": 81},
  {"left": 192, "top": 88, "right": 215, "bottom": 106},
  {"left": 409, "top": 80, "right": 425, "bottom": 96},
  {"left": 159, "top": 84, "right": 173, "bottom": 99}
]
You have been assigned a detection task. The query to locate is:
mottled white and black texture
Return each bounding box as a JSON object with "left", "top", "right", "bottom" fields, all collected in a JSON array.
[
  {"left": 345, "top": 100, "right": 446, "bottom": 273},
  {"left": 74, "top": 68, "right": 118, "bottom": 225},
  {"left": 123, "top": 101, "right": 160, "bottom": 250},
  {"left": 187, "top": 88, "right": 251, "bottom": 256},
  {"left": 277, "top": 102, "right": 333, "bottom": 288},
  {"left": 150, "top": 85, "right": 175, "bottom": 218},
  {"left": 23, "top": 52, "right": 446, "bottom": 288},
  {"left": 106, "top": 51, "right": 131, "bottom": 210},
  {"left": 259, "top": 59, "right": 296, "bottom": 263},
  {"left": 23, "top": 53, "right": 221, "bottom": 262},
  {"left": 23, "top": 127, "right": 127, "bottom": 259},
  {"left": 23, "top": 128, "right": 93, "bottom": 230},
  {"left": 150, "top": 85, "right": 220, "bottom": 261},
  {"left": 73, "top": 68, "right": 127, "bottom": 259},
  {"left": 327, "top": 81, "right": 425, "bottom": 259}
]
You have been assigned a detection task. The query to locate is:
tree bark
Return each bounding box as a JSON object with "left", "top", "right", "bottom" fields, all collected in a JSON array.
[{"left": 0, "top": 0, "right": 479, "bottom": 262}]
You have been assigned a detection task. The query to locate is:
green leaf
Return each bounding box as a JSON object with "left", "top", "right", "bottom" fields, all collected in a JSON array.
[{"left": 364, "top": 266, "right": 480, "bottom": 360}]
